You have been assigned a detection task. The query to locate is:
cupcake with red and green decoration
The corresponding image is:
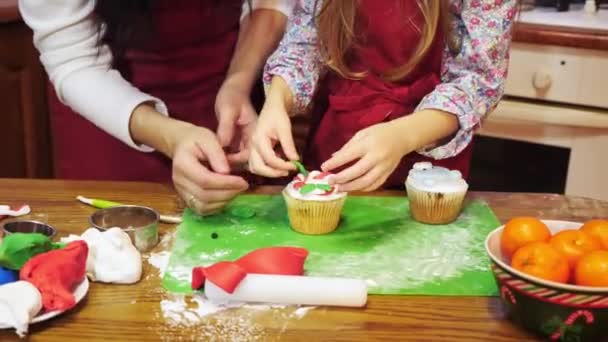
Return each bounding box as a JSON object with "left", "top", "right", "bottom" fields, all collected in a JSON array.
[{"left": 283, "top": 163, "right": 347, "bottom": 235}]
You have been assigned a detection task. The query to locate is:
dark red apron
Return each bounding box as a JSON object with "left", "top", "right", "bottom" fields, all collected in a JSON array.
[
  {"left": 48, "top": 0, "right": 248, "bottom": 182},
  {"left": 305, "top": 1, "right": 473, "bottom": 189}
]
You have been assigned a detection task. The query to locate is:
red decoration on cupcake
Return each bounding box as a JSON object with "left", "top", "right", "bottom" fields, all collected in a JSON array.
[
  {"left": 191, "top": 247, "right": 308, "bottom": 293},
  {"left": 292, "top": 171, "right": 337, "bottom": 196},
  {"left": 313, "top": 172, "right": 332, "bottom": 180},
  {"left": 292, "top": 175, "right": 306, "bottom": 190},
  {"left": 20, "top": 241, "right": 88, "bottom": 311}
]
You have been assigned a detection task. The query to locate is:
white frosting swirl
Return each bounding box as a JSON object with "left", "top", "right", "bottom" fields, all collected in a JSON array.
[
  {"left": 285, "top": 171, "right": 347, "bottom": 201},
  {"left": 405, "top": 162, "right": 468, "bottom": 193}
]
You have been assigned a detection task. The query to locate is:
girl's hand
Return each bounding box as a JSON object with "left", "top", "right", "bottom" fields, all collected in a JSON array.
[
  {"left": 171, "top": 124, "right": 249, "bottom": 215},
  {"left": 321, "top": 122, "right": 410, "bottom": 192},
  {"left": 321, "top": 109, "right": 460, "bottom": 192},
  {"left": 215, "top": 81, "right": 257, "bottom": 165},
  {"left": 248, "top": 76, "right": 298, "bottom": 178}
]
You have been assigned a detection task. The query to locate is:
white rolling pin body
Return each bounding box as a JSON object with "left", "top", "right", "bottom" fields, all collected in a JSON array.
[{"left": 204, "top": 273, "right": 367, "bottom": 307}]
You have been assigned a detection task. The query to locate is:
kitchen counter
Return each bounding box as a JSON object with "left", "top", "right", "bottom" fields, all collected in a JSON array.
[
  {"left": 1, "top": 179, "right": 607, "bottom": 341},
  {"left": 514, "top": 22, "right": 608, "bottom": 51},
  {"left": 514, "top": 4, "right": 608, "bottom": 51}
]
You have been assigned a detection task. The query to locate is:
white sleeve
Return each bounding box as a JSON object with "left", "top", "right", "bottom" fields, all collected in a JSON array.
[
  {"left": 18, "top": 0, "right": 169, "bottom": 152},
  {"left": 241, "top": 0, "right": 295, "bottom": 20}
]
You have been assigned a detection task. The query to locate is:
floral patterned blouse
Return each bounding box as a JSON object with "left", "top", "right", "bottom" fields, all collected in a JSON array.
[{"left": 263, "top": 0, "right": 517, "bottom": 160}]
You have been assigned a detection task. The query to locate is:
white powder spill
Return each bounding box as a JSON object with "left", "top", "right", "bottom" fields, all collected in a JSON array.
[
  {"left": 292, "top": 306, "right": 315, "bottom": 319},
  {"left": 148, "top": 251, "right": 171, "bottom": 277},
  {"left": 157, "top": 293, "right": 314, "bottom": 341},
  {"left": 149, "top": 229, "right": 314, "bottom": 340}
]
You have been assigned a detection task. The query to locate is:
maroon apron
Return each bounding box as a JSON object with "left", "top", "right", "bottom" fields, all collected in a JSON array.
[
  {"left": 305, "top": 1, "right": 473, "bottom": 189},
  {"left": 48, "top": 0, "right": 245, "bottom": 182}
]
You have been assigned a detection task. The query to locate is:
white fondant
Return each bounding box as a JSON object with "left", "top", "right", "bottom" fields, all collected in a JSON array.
[
  {"left": 61, "top": 228, "right": 142, "bottom": 284},
  {"left": 406, "top": 162, "right": 468, "bottom": 193},
  {"left": 412, "top": 162, "right": 432, "bottom": 171},
  {"left": 0, "top": 281, "right": 42, "bottom": 337},
  {"left": 0, "top": 205, "right": 31, "bottom": 217},
  {"left": 285, "top": 171, "right": 347, "bottom": 201}
]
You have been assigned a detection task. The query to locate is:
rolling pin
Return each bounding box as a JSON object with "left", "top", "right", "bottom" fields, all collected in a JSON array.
[{"left": 204, "top": 274, "right": 368, "bottom": 307}]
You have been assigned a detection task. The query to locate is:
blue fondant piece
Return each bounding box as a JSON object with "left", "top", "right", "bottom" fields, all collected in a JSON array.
[{"left": 0, "top": 266, "right": 18, "bottom": 285}]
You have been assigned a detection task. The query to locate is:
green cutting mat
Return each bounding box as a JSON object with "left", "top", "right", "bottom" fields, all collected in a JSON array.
[{"left": 162, "top": 195, "right": 500, "bottom": 296}]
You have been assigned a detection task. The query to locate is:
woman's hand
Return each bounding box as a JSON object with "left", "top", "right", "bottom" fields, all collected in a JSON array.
[
  {"left": 322, "top": 121, "right": 409, "bottom": 192},
  {"left": 130, "top": 104, "right": 249, "bottom": 215},
  {"left": 248, "top": 76, "right": 298, "bottom": 177},
  {"left": 322, "top": 110, "right": 460, "bottom": 192},
  {"left": 215, "top": 81, "right": 257, "bottom": 165},
  {"left": 171, "top": 124, "right": 249, "bottom": 215}
]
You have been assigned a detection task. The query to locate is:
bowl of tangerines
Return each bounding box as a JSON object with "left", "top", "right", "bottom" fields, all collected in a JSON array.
[{"left": 485, "top": 218, "right": 608, "bottom": 342}]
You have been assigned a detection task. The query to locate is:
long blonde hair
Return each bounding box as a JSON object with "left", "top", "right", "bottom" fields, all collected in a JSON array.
[{"left": 315, "top": 0, "right": 446, "bottom": 81}]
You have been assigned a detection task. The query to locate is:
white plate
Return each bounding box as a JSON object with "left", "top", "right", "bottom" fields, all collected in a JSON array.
[{"left": 0, "top": 277, "right": 89, "bottom": 329}]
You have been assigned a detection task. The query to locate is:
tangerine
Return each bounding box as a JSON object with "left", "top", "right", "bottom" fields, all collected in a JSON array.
[
  {"left": 574, "top": 250, "right": 608, "bottom": 287},
  {"left": 580, "top": 219, "right": 608, "bottom": 249},
  {"left": 511, "top": 242, "right": 570, "bottom": 283},
  {"left": 500, "top": 217, "right": 551, "bottom": 259},
  {"left": 549, "top": 230, "right": 602, "bottom": 268}
]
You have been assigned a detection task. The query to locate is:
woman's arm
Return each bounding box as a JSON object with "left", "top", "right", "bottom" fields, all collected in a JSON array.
[
  {"left": 215, "top": 0, "right": 294, "bottom": 150},
  {"left": 18, "top": 0, "right": 170, "bottom": 152},
  {"left": 226, "top": 0, "right": 295, "bottom": 93},
  {"left": 262, "top": 0, "right": 323, "bottom": 116},
  {"left": 415, "top": 0, "right": 518, "bottom": 159}
]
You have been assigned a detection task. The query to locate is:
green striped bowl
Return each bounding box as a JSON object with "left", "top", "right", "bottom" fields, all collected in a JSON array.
[{"left": 485, "top": 220, "right": 608, "bottom": 342}]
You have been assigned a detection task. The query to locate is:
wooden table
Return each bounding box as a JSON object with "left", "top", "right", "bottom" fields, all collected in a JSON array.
[{"left": 1, "top": 179, "right": 607, "bottom": 341}]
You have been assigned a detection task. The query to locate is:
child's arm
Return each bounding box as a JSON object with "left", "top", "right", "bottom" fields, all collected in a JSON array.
[
  {"left": 262, "top": 0, "right": 323, "bottom": 116},
  {"left": 414, "top": 0, "right": 518, "bottom": 159},
  {"left": 249, "top": 0, "right": 321, "bottom": 177},
  {"left": 249, "top": 76, "right": 299, "bottom": 177}
]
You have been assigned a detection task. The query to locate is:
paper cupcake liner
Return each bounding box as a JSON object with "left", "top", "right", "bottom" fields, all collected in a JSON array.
[
  {"left": 282, "top": 191, "right": 346, "bottom": 235},
  {"left": 406, "top": 184, "right": 466, "bottom": 225}
]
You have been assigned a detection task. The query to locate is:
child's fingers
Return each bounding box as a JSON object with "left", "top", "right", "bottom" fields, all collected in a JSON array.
[
  {"left": 321, "top": 142, "right": 364, "bottom": 171},
  {"left": 361, "top": 175, "right": 388, "bottom": 192},
  {"left": 277, "top": 130, "right": 299, "bottom": 167},
  {"left": 340, "top": 167, "right": 383, "bottom": 192},
  {"left": 248, "top": 148, "right": 288, "bottom": 178},
  {"left": 330, "top": 157, "right": 374, "bottom": 185},
  {"left": 254, "top": 135, "right": 293, "bottom": 171}
]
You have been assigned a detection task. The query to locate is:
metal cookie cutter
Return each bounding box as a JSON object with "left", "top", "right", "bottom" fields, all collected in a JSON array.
[
  {"left": 89, "top": 205, "right": 159, "bottom": 252},
  {"left": 2, "top": 220, "right": 57, "bottom": 239}
]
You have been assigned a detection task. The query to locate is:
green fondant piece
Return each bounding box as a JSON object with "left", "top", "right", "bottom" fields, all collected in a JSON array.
[
  {"left": 228, "top": 206, "right": 256, "bottom": 219},
  {"left": 0, "top": 233, "right": 63, "bottom": 270},
  {"left": 291, "top": 161, "right": 308, "bottom": 176},
  {"left": 300, "top": 183, "right": 332, "bottom": 195}
]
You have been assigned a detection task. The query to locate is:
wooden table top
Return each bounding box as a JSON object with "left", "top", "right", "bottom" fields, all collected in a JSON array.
[{"left": 0, "top": 178, "right": 607, "bottom": 341}]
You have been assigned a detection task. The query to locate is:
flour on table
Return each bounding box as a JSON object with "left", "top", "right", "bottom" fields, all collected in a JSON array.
[
  {"left": 146, "top": 231, "right": 176, "bottom": 277},
  {"left": 151, "top": 230, "right": 314, "bottom": 340},
  {"left": 148, "top": 251, "right": 171, "bottom": 277},
  {"left": 157, "top": 293, "right": 314, "bottom": 341}
]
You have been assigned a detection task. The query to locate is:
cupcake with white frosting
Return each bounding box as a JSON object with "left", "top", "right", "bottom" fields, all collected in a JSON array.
[
  {"left": 405, "top": 162, "right": 468, "bottom": 225},
  {"left": 283, "top": 170, "right": 347, "bottom": 235}
]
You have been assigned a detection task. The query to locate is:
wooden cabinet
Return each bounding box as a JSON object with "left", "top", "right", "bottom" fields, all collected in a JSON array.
[{"left": 0, "top": 0, "right": 52, "bottom": 178}]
